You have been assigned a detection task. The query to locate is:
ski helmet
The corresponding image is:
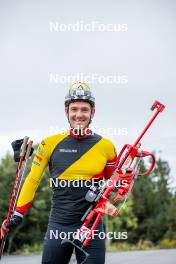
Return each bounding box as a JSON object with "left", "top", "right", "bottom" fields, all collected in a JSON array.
[{"left": 64, "top": 82, "right": 95, "bottom": 107}]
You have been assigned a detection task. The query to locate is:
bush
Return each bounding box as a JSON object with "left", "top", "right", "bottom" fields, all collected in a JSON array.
[{"left": 159, "top": 239, "right": 176, "bottom": 249}]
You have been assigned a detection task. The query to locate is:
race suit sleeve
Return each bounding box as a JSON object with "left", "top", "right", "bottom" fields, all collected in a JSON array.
[
  {"left": 15, "top": 139, "right": 49, "bottom": 215},
  {"left": 103, "top": 139, "right": 117, "bottom": 179}
]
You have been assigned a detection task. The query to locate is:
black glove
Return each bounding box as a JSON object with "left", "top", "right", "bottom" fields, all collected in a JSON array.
[
  {"left": 6, "top": 214, "right": 23, "bottom": 231},
  {"left": 11, "top": 139, "right": 23, "bottom": 162},
  {"left": 0, "top": 214, "right": 23, "bottom": 239},
  {"left": 11, "top": 139, "right": 34, "bottom": 162}
]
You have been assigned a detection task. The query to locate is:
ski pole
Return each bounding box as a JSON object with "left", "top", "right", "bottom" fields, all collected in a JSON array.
[{"left": 0, "top": 137, "right": 33, "bottom": 260}]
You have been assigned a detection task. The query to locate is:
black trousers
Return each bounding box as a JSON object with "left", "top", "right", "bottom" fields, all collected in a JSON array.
[{"left": 42, "top": 221, "right": 105, "bottom": 264}]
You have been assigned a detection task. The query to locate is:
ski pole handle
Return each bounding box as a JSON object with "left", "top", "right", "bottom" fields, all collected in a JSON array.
[
  {"left": 20, "top": 136, "right": 29, "bottom": 158},
  {"left": 25, "top": 140, "right": 33, "bottom": 160}
]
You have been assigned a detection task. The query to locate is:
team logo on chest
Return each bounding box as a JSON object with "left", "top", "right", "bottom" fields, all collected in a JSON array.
[{"left": 59, "top": 148, "right": 78, "bottom": 153}]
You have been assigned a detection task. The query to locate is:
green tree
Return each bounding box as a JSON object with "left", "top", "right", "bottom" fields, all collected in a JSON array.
[{"left": 132, "top": 158, "right": 173, "bottom": 244}]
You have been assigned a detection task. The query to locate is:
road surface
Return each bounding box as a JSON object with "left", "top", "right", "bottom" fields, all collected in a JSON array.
[{"left": 1, "top": 249, "right": 176, "bottom": 264}]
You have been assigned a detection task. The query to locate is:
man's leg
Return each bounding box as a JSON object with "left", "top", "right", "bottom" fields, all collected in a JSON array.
[
  {"left": 42, "top": 240, "right": 74, "bottom": 264},
  {"left": 75, "top": 242, "right": 105, "bottom": 264},
  {"left": 42, "top": 223, "right": 74, "bottom": 264},
  {"left": 75, "top": 222, "right": 105, "bottom": 264}
]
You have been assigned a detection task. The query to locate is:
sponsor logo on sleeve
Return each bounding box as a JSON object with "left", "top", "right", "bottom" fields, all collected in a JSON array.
[
  {"left": 36, "top": 155, "right": 43, "bottom": 162},
  {"left": 33, "top": 161, "right": 41, "bottom": 167},
  {"left": 38, "top": 147, "right": 44, "bottom": 155}
]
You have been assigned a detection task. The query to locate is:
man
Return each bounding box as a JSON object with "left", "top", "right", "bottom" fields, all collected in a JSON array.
[{"left": 1, "top": 83, "right": 118, "bottom": 264}]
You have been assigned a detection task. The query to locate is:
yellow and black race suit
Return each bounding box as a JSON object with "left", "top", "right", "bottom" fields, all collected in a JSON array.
[{"left": 16, "top": 130, "right": 117, "bottom": 224}]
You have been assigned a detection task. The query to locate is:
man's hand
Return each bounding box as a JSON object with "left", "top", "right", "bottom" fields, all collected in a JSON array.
[
  {"left": 113, "top": 167, "right": 134, "bottom": 193},
  {"left": 0, "top": 214, "right": 23, "bottom": 239},
  {"left": 11, "top": 139, "right": 34, "bottom": 162}
]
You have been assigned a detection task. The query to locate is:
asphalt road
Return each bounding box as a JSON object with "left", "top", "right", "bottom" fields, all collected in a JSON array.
[{"left": 1, "top": 249, "right": 176, "bottom": 264}]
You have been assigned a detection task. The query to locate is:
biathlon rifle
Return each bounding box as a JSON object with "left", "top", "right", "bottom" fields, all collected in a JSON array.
[{"left": 61, "top": 100, "right": 165, "bottom": 264}]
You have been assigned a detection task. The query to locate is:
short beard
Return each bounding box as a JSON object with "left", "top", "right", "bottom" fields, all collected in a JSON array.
[{"left": 67, "top": 107, "right": 92, "bottom": 131}]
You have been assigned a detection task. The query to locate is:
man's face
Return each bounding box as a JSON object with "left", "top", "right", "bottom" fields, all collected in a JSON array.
[{"left": 65, "top": 101, "right": 95, "bottom": 130}]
